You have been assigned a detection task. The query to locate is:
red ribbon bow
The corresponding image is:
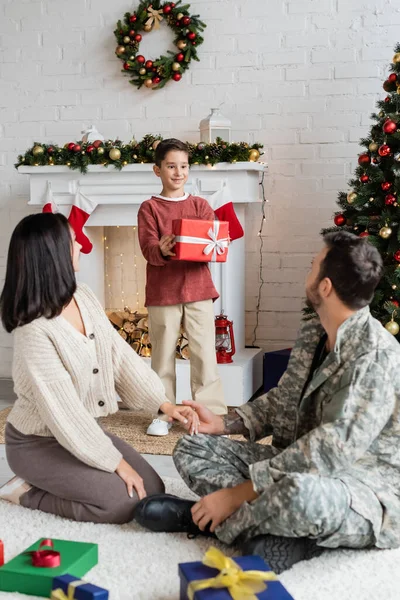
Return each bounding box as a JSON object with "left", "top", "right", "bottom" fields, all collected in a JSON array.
[{"left": 27, "top": 539, "right": 61, "bottom": 568}]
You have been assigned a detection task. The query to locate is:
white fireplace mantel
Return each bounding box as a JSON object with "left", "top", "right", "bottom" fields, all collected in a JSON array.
[{"left": 18, "top": 162, "right": 266, "bottom": 406}]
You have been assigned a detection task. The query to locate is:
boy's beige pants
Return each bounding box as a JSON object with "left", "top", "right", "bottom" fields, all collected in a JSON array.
[{"left": 148, "top": 299, "right": 227, "bottom": 415}]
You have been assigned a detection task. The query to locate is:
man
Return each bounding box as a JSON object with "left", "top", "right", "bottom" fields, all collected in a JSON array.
[{"left": 135, "top": 231, "right": 400, "bottom": 573}]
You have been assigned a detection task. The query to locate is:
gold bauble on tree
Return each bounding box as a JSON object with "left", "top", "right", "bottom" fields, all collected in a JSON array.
[
  {"left": 177, "top": 12, "right": 184, "bottom": 19},
  {"left": 393, "top": 53, "right": 400, "bottom": 64},
  {"left": 144, "top": 79, "right": 153, "bottom": 88},
  {"left": 177, "top": 40, "right": 187, "bottom": 50},
  {"left": 379, "top": 226, "right": 392, "bottom": 239},
  {"left": 172, "top": 62, "right": 181, "bottom": 71},
  {"left": 109, "top": 148, "right": 121, "bottom": 161},
  {"left": 248, "top": 149, "right": 260, "bottom": 162},
  {"left": 97, "top": 147, "right": 105, "bottom": 155},
  {"left": 347, "top": 191, "right": 357, "bottom": 204},
  {"left": 368, "top": 142, "right": 379, "bottom": 152},
  {"left": 139, "top": 68, "right": 146, "bottom": 75},
  {"left": 123, "top": 36, "right": 131, "bottom": 44},
  {"left": 32, "top": 145, "right": 44, "bottom": 156},
  {"left": 116, "top": 45, "right": 125, "bottom": 56},
  {"left": 385, "top": 319, "right": 400, "bottom": 335}
]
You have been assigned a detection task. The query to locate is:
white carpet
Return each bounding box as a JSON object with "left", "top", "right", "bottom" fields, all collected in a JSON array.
[{"left": 0, "top": 477, "right": 399, "bottom": 600}]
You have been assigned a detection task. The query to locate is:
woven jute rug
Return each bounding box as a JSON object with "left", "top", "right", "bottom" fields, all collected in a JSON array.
[{"left": 0, "top": 407, "right": 270, "bottom": 455}]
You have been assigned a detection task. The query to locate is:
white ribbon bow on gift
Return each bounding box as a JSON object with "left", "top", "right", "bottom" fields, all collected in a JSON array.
[{"left": 175, "top": 221, "right": 229, "bottom": 262}]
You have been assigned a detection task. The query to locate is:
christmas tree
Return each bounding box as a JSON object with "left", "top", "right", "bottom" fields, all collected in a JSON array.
[{"left": 322, "top": 43, "right": 400, "bottom": 339}]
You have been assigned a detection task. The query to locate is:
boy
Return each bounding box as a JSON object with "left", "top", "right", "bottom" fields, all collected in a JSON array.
[{"left": 138, "top": 139, "right": 228, "bottom": 436}]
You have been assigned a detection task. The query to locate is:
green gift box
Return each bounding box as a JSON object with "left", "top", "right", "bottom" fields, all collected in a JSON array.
[{"left": 0, "top": 538, "right": 98, "bottom": 597}]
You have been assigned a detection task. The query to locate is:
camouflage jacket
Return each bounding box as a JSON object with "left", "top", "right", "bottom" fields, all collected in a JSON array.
[{"left": 237, "top": 307, "right": 400, "bottom": 548}]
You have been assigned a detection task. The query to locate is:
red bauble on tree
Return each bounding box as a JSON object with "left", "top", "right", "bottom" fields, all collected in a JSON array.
[
  {"left": 359, "top": 231, "right": 370, "bottom": 238},
  {"left": 129, "top": 14, "right": 137, "bottom": 22},
  {"left": 358, "top": 153, "right": 371, "bottom": 165},
  {"left": 392, "top": 300, "right": 400, "bottom": 306},
  {"left": 187, "top": 32, "right": 196, "bottom": 40},
  {"left": 334, "top": 214, "right": 346, "bottom": 226},
  {"left": 47, "top": 146, "right": 55, "bottom": 154},
  {"left": 385, "top": 96, "right": 391, "bottom": 102},
  {"left": 136, "top": 55, "right": 145, "bottom": 64},
  {"left": 152, "top": 76, "right": 161, "bottom": 84},
  {"left": 383, "top": 80, "right": 392, "bottom": 92},
  {"left": 378, "top": 144, "right": 392, "bottom": 156},
  {"left": 181, "top": 16, "right": 191, "bottom": 26},
  {"left": 383, "top": 119, "right": 397, "bottom": 134},
  {"left": 93, "top": 140, "right": 103, "bottom": 148},
  {"left": 360, "top": 174, "right": 369, "bottom": 183},
  {"left": 67, "top": 142, "right": 76, "bottom": 151},
  {"left": 385, "top": 193, "right": 396, "bottom": 205},
  {"left": 129, "top": 29, "right": 136, "bottom": 36},
  {"left": 176, "top": 53, "right": 184, "bottom": 62},
  {"left": 389, "top": 73, "right": 397, "bottom": 82},
  {"left": 134, "top": 34, "right": 142, "bottom": 42},
  {"left": 145, "top": 60, "right": 153, "bottom": 69},
  {"left": 381, "top": 182, "right": 392, "bottom": 191},
  {"left": 172, "top": 72, "right": 182, "bottom": 81},
  {"left": 123, "top": 62, "right": 130, "bottom": 70},
  {"left": 394, "top": 251, "right": 400, "bottom": 263},
  {"left": 86, "top": 145, "right": 95, "bottom": 153},
  {"left": 73, "top": 144, "right": 81, "bottom": 152},
  {"left": 163, "top": 4, "right": 172, "bottom": 13}
]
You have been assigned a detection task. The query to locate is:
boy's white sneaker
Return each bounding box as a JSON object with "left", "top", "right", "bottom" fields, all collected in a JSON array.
[{"left": 146, "top": 418, "right": 173, "bottom": 436}]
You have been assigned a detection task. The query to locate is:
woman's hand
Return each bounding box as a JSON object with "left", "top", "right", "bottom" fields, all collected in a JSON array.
[
  {"left": 181, "top": 400, "right": 224, "bottom": 435},
  {"left": 160, "top": 402, "right": 200, "bottom": 435},
  {"left": 116, "top": 458, "right": 146, "bottom": 500}
]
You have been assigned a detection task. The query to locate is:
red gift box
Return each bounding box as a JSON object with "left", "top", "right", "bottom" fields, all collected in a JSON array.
[{"left": 171, "top": 219, "right": 229, "bottom": 263}]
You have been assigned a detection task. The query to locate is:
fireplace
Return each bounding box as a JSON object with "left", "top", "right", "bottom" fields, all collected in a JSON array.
[{"left": 19, "top": 162, "right": 265, "bottom": 406}]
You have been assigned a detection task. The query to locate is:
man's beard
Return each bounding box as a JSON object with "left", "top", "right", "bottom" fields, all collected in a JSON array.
[{"left": 305, "top": 283, "right": 322, "bottom": 311}]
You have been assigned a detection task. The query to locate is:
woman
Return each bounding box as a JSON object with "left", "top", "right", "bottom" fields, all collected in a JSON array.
[{"left": 0, "top": 213, "right": 198, "bottom": 523}]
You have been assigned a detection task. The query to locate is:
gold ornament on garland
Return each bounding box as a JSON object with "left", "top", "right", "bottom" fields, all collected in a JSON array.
[
  {"left": 114, "top": 1, "right": 205, "bottom": 90},
  {"left": 249, "top": 149, "right": 260, "bottom": 162},
  {"left": 97, "top": 147, "right": 105, "bottom": 155},
  {"left": 109, "top": 148, "right": 121, "bottom": 160},
  {"left": 393, "top": 53, "right": 400, "bottom": 64},
  {"left": 347, "top": 191, "right": 357, "bottom": 204},
  {"left": 385, "top": 311, "right": 400, "bottom": 335},
  {"left": 368, "top": 141, "right": 379, "bottom": 152},
  {"left": 32, "top": 145, "right": 44, "bottom": 156},
  {"left": 379, "top": 226, "right": 392, "bottom": 239}
]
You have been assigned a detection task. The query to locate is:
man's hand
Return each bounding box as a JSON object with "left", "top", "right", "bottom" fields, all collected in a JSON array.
[
  {"left": 116, "top": 458, "right": 146, "bottom": 500},
  {"left": 160, "top": 402, "right": 200, "bottom": 435},
  {"left": 181, "top": 400, "right": 224, "bottom": 435},
  {"left": 159, "top": 234, "right": 176, "bottom": 257},
  {"left": 191, "top": 482, "right": 258, "bottom": 532}
]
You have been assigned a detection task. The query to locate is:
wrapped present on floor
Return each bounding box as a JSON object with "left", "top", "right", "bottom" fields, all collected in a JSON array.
[
  {"left": 171, "top": 219, "right": 229, "bottom": 263},
  {"left": 51, "top": 573, "right": 108, "bottom": 599},
  {"left": 179, "top": 547, "right": 294, "bottom": 600},
  {"left": 0, "top": 538, "right": 98, "bottom": 598}
]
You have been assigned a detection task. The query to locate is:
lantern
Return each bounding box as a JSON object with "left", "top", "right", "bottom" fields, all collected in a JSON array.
[
  {"left": 215, "top": 314, "right": 236, "bottom": 364},
  {"left": 199, "top": 108, "right": 231, "bottom": 143},
  {"left": 81, "top": 125, "right": 104, "bottom": 144}
]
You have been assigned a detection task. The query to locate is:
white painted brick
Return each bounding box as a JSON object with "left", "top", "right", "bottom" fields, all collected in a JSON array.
[
  {"left": 240, "top": 0, "right": 286, "bottom": 17},
  {"left": 262, "top": 114, "right": 308, "bottom": 129},
  {"left": 4, "top": 121, "right": 43, "bottom": 137},
  {"left": 261, "top": 15, "right": 307, "bottom": 31},
  {"left": 284, "top": 32, "right": 330, "bottom": 48},
  {"left": 238, "top": 68, "right": 283, "bottom": 84},
  {"left": 319, "top": 143, "right": 360, "bottom": 158},
  {"left": 335, "top": 63, "right": 380, "bottom": 79},
  {"left": 311, "top": 49, "right": 356, "bottom": 63},
  {"left": 1, "top": 62, "right": 40, "bottom": 81},
  {"left": 1, "top": 31, "right": 41, "bottom": 48},
  {"left": 4, "top": 2, "right": 43, "bottom": 18},
  {"left": 309, "top": 80, "right": 356, "bottom": 95},
  {"left": 263, "top": 130, "right": 297, "bottom": 145},
  {"left": 43, "top": 31, "right": 83, "bottom": 46},
  {"left": 190, "top": 1, "right": 239, "bottom": 19},
  {"left": 59, "top": 106, "right": 101, "bottom": 121},
  {"left": 349, "top": 126, "right": 369, "bottom": 142},
  {"left": 272, "top": 145, "right": 315, "bottom": 160},
  {"left": 361, "top": 47, "right": 396, "bottom": 61},
  {"left": 300, "top": 129, "right": 345, "bottom": 144},
  {"left": 214, "top": 18, "right": 263, "bottom": 36},
  {"left": 0, "top": 108, "right": 18, "bottom": 123},
  {"left": 237, "top": 33, "right": 281, "bottom": 53},
  {"left": 216, "top": 53, "right": 258, "bottom": 69},
  {"left": 202, "top": 36, "right": 235, "bottom": 53},
  {"left": 287, "top": 0, "right": 332, "bottom": 13},
  {"left": 281, "top": 97, "right": 326, "bottom": 113},
  {"left": 301, "top": 162, "right": 346, "bottom": 176},
  {"left": 20, "top": 107, "right": 58, "bottom": 122},
  {"left": 285, "top": 65, "right": 332, "bottom": 80},
  {"left": 356, "top": 79, "right": 382, "bottom": 94},
  {"left": 338, "top": 0, "right": 385, "bottom": 11},
  {"left": 21, "top": 46, "right": 62, "bottom": 62},
  {"left": 0, "top": 49, "right": 19, "bottom": 62},
  {"left": 43, "top": 62, "right": 82, "bottom": 76},
  {"left": 262, "top": 51, "right": 306, "bottom": 66},
  {"left": 192, "top": 69, "right": 234, "bottom": 85},
  {"left": 60, "top": 75, "right": 104, "bottom": 91},
  {"left": 321, "top": 177, "right": 348, "bottom": 190},
  {"left": 313, "top": 113, "right": 361, "bottom": 128},
  {"left": 327, "top": 96, "right": 376, "bottom": 112},
  {"left": 312, "top": 14, "right": 362, "bottom": 30},
  {"left": 41, "top": 91, "right": 79, "bottom": 106},
  {"left": 259, "top": 82, "right": 305, "bottom": 98}
]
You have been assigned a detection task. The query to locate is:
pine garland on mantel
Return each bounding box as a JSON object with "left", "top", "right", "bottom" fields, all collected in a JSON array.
[{"left": 16, "top": 135, "right": 264, "bottom": 174}]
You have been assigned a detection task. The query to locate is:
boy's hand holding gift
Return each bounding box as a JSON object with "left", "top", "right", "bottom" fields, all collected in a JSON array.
[{"left": 159, "top": 234, "right": 176, "bottom": 257}]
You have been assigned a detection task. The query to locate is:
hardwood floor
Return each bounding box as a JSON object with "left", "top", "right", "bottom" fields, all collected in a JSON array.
[{"left": 0, "top": 379, "right": 179, "bottom": 486}]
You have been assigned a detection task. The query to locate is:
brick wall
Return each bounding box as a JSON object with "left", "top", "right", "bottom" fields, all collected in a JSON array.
[{"left": 0, "top": 0, "right": 398, "bottom": 374}]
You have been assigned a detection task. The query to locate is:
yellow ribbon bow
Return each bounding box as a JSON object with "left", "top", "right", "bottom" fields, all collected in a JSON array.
[
  {"left": 187, "top": 547, "right": 277, "bottom": 600},
  {"left": 145, "top": 6, "right": 163, "bottom": 30},
  {"left": 51, "top": 579, "right": 85, "bottom": 600}
]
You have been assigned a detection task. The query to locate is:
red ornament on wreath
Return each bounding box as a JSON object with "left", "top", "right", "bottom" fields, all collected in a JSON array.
[
  {"left": 385, "top": 96, "right": 391, "bottom": 102},
  {"left": 358, "top": 153, "right": 371, "bottom": 166},
  {"left": 114, "top": 1, "right": 206, "bottom": 90},
  {"left": 93, "top": 140, "right": 103, "bottom": 148},
  {"left": 67, "top": 142, "right": 76, "bottom": 151},
  {"left": 392, "top": 300, "right": 400, "bottom": 306},
  {"left": 360, "top": 174, "right": 369, "bottom": 183},
  {"left": 385, "top": 193, "right": 396, "bottom": 205},
  {"left": 394, "top": 251, "right": 400, "bottom": 263},
  {"left": 389, "top": 73, "right": 397, "bottom": 82},
  {"left": 334, "top": 214, "right": 346, "bottom": 226},
  {"left": 359, "top": 231, "right": 369, "bottom": 238},
  {"left": 86, "top": 145, "right": 95, "bottom": 153},
  {"left": 47, "top": 146, "right": 55, "bottom": 154},
  {"left": 145, "top": 60, "right": 153, "bottom": 69},
  {"left": 382, "top": 182, "right": 392, "bottom": 191},
  {"left": 378, "top": 144, "right": 392, "bottom": 157},
  {"left": 73, "top": 144, "right": 81, "bottom": 152},
  {"left": 383, "top": 119, "right": 397, "bottom": 134}
]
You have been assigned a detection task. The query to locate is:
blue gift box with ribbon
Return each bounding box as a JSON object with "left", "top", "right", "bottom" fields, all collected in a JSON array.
[
  {"left": 179, "top": 549, "right": 294, "bottom": 600},
  {"left": 51, "top": 574, "right": 108, "bottom": 600}
]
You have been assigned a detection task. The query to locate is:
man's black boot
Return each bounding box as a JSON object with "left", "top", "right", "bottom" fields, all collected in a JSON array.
[
  {"left": 240, "top": 534, "right": 325, "bottom": 574},
  {"left": 133, "top": 493, "right": 215, "bottom": 538}
]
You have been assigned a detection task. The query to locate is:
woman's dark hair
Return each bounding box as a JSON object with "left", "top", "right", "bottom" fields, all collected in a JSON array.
[
  {"left": 154, "top": 138, "right": 189, "bottom": 166},
  {"left": 0, "top": 212, "right": 77, "bottom": 332},
  {"left": 320, "top": 230, "right": 383, "bottom": 310}
]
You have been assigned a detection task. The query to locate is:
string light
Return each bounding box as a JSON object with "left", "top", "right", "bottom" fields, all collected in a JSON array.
[
  {"left": 251, "top": 170, "right": 268, "bottom": 346},
  {"left": 104, "top": 232, "right": 111, "bottom": 308},
  {"left": 133, "top": 226, "right": 140, "bottom": 309},
  {"left": 120, "top": 250, "right": 125, "bottom": 307}
]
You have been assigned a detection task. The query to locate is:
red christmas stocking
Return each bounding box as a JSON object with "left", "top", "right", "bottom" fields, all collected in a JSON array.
[
  {"left": 68, "top": 189, "right": 97, "bottom": 254},
  {"left": 42, "top": 181, "right": 58, "bottom": 213}
]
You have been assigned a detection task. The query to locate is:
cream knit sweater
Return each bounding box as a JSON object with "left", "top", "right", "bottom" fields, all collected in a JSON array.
[{"left": 7, "top": 283, "right": 168, "bottom": 473}]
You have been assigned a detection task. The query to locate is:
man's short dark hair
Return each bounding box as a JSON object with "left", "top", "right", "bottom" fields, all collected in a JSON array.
[
  {"left": 154, "top": 138, "right": 189, "bottom": 167},
  {"left": 0, "top": 213, "right": 77, "bottom": 332},
  {"left": 320, "top": 231, "right": 383, "bottom": 310}
]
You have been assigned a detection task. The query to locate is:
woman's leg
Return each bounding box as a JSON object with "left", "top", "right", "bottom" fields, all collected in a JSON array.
[{"left": 5, "top": 423, "right": 164, "bottom": 523}]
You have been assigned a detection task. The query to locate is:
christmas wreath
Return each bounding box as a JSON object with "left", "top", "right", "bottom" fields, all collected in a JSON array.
[
  {"left": 114, "top": 0, "right": 205, "bottom": 90},
  {"left": 15, "top": 136, "right": 264, "bottom": 174}
]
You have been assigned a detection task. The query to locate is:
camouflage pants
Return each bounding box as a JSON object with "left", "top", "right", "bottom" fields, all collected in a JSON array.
[{"left": 173, "top": 434, "right": 376, "bottom": 548}]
